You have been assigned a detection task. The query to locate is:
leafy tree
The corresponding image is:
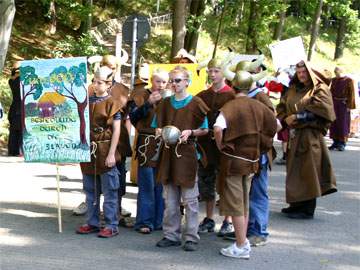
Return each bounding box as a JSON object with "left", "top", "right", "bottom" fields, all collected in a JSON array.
[
  {"left": 19, "top": 66, "right": 44, "bottom": 132},
  {"left": 328, "top": 0, "right": 360, "bottom": 59},
  {"left": 184, "top": 0, "right": 206, "bottom": 55},
  {"left": 45, "top": 63, "right": 88, "bottom": 145}
]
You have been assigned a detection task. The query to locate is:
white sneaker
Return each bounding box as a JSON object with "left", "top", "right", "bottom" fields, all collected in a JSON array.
[
  {"left": 220, "top": 240, "right": 251, "bottom": 259},
  {"left": 73, "top": 202, "right": 87, "bottom": 216}
]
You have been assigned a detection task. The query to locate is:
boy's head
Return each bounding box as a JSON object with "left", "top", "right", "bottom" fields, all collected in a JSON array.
[
  {"left": 207, "top": 58, "right": 224, "bottom": 84},
  {"left": 334, "top": 66, "right": 344, "bottom": 78},
  {"left": 101, "top": 55, "right": 118, "bottom": 72},
  {"left": 151, "top": 68, "right": 169, "bottom": 92},
  {"left": 93, "top": 66, "right": 113, "bottom": 95},
  {"left": 169, "top": 66, "right": 190, "bottom": 94}
]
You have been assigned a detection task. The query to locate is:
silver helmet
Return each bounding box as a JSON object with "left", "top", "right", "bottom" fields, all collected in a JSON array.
[{"left": 161, "top": 125, "right": 181, "bottom": 145}]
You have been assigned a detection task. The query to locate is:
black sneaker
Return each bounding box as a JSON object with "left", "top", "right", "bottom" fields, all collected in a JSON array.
[
  {"left": 198, "top": 217, "right": 215, "bottom": 233},
  {"left": 217, "top": 220, "right": 234, "bottom": 237},
  {"left": 328, "top": 143, "right": 338, "bottom": 150},
  {"left": 156, "top": 238, "right": 181, "bottom": 248},
  {"left": 223, "top": 231, "right": 236, "bottom": 241},
  {"left": 337, "top": 144, "right": 345, "bottom": 151},
  {"left": 281, "top": 206, "right": 300, "bottom": 214},
  {"left": 285, "top": 212, "right": 314, "bottom": 219},
  {"left": 183, "top": 241, "right": 198, "bottom": 251}
]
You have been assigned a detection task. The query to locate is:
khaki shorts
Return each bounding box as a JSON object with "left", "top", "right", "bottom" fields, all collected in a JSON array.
[{"left": 219, "top": 175, "right": 251, "bottom": 217}]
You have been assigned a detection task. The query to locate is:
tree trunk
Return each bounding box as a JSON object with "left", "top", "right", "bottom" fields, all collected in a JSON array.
[
  {"left": 21, "top": 93, "right": 26, "bottom": 133},
  {"left": 245, "top": 0, "right": 257, "bottom": 53},
  {"left": 237, "top": 0, "right": 245, "bottom": 25},
  {"left": 79, "top": 0, "right": 93, "bottom": 33},
  {"left": 0, "top": 0, "right": 16, "bottom": 71},
  {"left": 77, "top": 101, "right": 88, "bottom": 145},
  {"left": 322, "top": 4, "right": 330, "bottom": 30},
  {"left": 171, "top": 0, "right": 187, "bottom": 60},
  {"left": 184, "top": 0, "right": 206, "bottom": 56},
  {"left": 273, "top": 8, "right": 286, "bottom": 40},
  {"left": 334, "top": 17, "right": 347, "bottom": 60},
  {"left": 307, "top": 0, "right": 324, "bottom": 61},
  {"left": 49, "top": 0, "right": 56, "bottom": 35}
]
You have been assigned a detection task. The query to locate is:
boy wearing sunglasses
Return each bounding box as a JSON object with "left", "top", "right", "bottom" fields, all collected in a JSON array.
[{"left": 153, "top": 66, "right": 209, "bottom": 251}]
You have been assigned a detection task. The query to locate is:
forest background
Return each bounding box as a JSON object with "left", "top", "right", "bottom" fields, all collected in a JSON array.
[{"left": 0, "top": 0, "right": 359, "bottom": 144}]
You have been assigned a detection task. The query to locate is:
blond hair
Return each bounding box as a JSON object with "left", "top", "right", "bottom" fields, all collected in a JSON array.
[
  {"left": 169, "top": 66, "right": 190, "bottom": 80},
  {"left": 151, "top": 68, "right": 169, "bottom": 81}
]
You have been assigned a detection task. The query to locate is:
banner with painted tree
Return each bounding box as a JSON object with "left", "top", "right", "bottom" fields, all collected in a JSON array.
[{"left": 20, "top": 57, "right": 90, "bottom": 163}]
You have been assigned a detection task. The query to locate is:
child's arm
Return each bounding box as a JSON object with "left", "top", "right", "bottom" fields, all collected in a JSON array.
[{"left": 105, "top": 119, "right": 121, "bottom": 168}]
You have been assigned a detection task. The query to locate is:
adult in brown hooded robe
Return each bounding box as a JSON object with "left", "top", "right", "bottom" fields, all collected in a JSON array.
[
  {"left": 328, "top": 66, "right": 356, "bottom": 151},
  {"left": 276, "top": 61, "right": 337, "bottom": 219}
]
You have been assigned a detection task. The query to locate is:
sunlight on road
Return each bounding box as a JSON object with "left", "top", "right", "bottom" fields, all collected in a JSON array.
[{"left": 0, "top": 228, "right": 34, "bottom": 247}]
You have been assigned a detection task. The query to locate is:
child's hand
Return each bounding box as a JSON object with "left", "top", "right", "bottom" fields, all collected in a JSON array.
[
  {"left": 180, "top": 129, "right": 192, "bottom": 142},
  {"left": 105, "top": 153, "right": 116, "bottom": 167}
]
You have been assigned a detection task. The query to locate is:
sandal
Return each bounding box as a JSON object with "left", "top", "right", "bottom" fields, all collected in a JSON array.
[
  {"left": 119, "top": 216, "right": 135, "bottom": 228},
  {"left": 139, "top": 226, "right": 151, "bottom": 234}
]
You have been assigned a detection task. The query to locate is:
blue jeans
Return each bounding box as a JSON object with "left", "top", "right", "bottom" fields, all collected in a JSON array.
[
  {"left": 116, "top": 160, "right": 127, "bottom": 211},
  {"left": 247, "top": 155, "right": 269, "bottom": 238},
  {"left": 83, "top": 167, "right": 119, "bottom": 229},
  {"left": 135, "top": 166, "right": 164, "bottom": 231}
]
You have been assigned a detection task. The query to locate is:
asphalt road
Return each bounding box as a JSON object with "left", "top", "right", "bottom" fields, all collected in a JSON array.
[{"left": 0, "top": 139, "right": 359, "bottom": 270}]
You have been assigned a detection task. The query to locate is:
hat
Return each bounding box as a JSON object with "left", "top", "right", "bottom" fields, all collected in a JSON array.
[
  {"left": 173, "top": 49, "right": 197, "bottom": 64},
  {"left": 207, "top": 58, "right": 224, "bottom": 69},
  {"left": 94, "top": 66, "right": 113, "bottom": 82}
]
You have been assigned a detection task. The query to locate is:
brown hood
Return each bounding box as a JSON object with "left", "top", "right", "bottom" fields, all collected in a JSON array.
[
  {"left": 290, "top": 61, "right": 332, "bottom": 87},
  {"left": 290, "top": 61, "right": 335, "bottom": 122}
]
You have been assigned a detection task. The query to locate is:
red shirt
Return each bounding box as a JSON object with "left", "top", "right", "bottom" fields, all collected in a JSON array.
[{"left": 216, "top": 84, "right": 232, "bottom": 93}]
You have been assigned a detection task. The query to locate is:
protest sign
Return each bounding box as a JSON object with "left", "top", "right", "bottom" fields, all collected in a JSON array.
[{"left": 269, "top": 36, "right": 306, "bottom": 71}]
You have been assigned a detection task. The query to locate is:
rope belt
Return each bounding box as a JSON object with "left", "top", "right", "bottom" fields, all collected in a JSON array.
[
  {"left": 137, "top": 134, "right": 157, "bottom": 166},
  {"left": 221, "top": 151, "right": 259, "bottom": 163}
]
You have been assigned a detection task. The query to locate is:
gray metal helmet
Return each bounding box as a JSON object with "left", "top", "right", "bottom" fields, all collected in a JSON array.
[
  {"left": 161, "top": 125, "right": 181, "bottom": 145},
  {"left": 232, "top": 71, "right": 254, "bottom": 91}
]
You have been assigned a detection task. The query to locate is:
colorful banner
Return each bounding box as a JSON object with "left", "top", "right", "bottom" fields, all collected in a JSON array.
[
  {"left": 147, "top": 63, "right": 207, "bottom": 96},
  {"left": 20, "top": 57, "right": 90, "bottom": 163}
]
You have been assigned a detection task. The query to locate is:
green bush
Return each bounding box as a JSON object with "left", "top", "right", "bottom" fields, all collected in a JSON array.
[
  {"left": 0, "top": 76, "right": 12, "bottom": 114},
  {"left": 53, "top": 33, "right": 109, "bottom": 58}
]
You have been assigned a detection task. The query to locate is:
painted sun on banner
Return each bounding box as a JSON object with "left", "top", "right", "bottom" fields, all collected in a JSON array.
[{"left": 20, "top": 57, "right": 90, "bottom": 163}]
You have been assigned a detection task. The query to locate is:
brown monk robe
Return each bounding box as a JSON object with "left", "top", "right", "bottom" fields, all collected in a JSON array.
[
  {"left": 196, "top": 86, "right": 235, "bottom": 166},
  {"left": 217, "top": 96, "right": 277, "bottom": 199},
  {"left": 155, "top": 96, "right": 209, "bottom": 188},
  {"left": 109, "top": 83, "right": 133, "bottom": 217},
  {"left": 88, "top": 82, "right": 131, "bottom": 160},
  {"left": 252, "top": 90, "right": 277, "bottom": 167},
  {"left": 129, "top": 83, "right": 162, "bottom": 168},
  {"left": 329, "top": 67, "right": 356, "bottom": 150},
  {"left": 80, "top": 95, "right": 122, "bottom": 175},
  {"left": 276, "top": 61, "right": 337, "bottom": 219},
  {"left": 214, "top": 90, "right": 276, "bottom": 253},
  {"left": 110, "top": 83, "right": 132, "bottom": 159}
]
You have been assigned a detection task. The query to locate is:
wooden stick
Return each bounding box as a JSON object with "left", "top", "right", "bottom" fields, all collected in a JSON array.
[{"left": 56, "top": 163, "right": 62, "bottom": 233}]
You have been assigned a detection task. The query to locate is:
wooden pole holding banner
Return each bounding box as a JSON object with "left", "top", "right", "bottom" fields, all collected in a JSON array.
[{"left": 56, "top": 163, "right": 62, "bottom": 233}]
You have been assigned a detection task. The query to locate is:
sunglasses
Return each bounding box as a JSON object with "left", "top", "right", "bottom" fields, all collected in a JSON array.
[{"left": 169, "top": 78, "right": 185, "bottom": 84}]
